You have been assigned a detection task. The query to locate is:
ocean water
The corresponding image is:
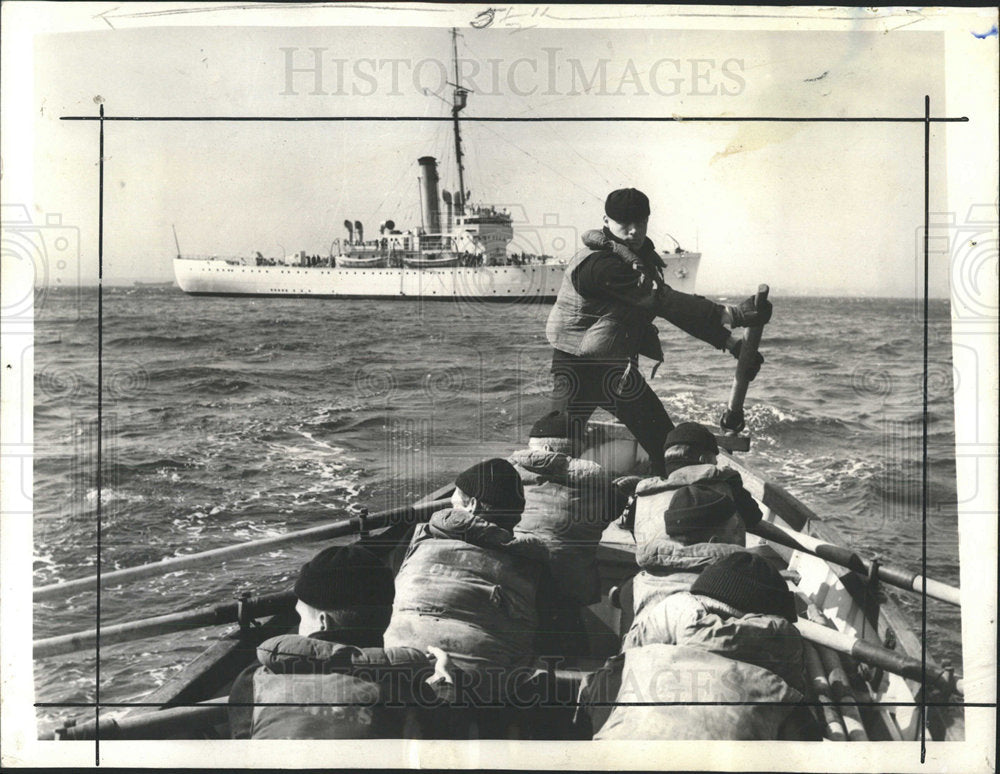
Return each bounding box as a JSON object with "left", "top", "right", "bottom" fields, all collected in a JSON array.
[{"left": 31, "top": 287, "right": 962, "bottom": 734}]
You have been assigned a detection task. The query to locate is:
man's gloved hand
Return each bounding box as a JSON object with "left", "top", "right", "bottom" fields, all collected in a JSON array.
[
  {"left": 727, "top": 294, "right": 773, "bottom": 327},
  {"left": 612, "top": 475, "right": 642, "bottom": 498},
  {"left": 728, "top": 338, "right": 764, "bottom": 381}
]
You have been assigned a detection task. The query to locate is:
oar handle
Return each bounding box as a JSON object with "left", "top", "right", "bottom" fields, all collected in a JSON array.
[
  {"left": 34, "top": 498, "right": 451, "bottom": 602},
  {"left": 55, "top": 698, "right": 229, "bottom": 741},
  {"left": 721, "top": 283, "right": 769, "bottom": 435},
  {"left": 751, "top": 519, "right": 961, "bottom": 606},
  {"left": 796, "top": 618, "right": 963, "bottom": 697},
  {"left": 33, "top": 591, "right": 297, "bottom": 659}
]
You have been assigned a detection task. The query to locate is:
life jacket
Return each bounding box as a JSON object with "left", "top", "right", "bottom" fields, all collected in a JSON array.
[
  {"left": 545, "top": 231, "right": 666, "bottom": 362},
  {"left": 633, "top": 464, "right": 744, "bottom": 553},
  {"left": 631, "top": 542, "right": 745, "bottom": 623},
  {"left": 630, "top": 464, "right": 746, "bottom": 618},
  {"left": 623, "top": 592, "right": 808, "bottom": 686},
  {"left": 592, "top": 593, "right": 809, "bottom": 740},
  {"left": 508, "top": 448, "right": 619, "bottom": 605},
  {"left": 382, "top": 508, "right": 548, "bottom": 680},
  {"left": 248, "top": 634, "right": 431, "bottom": 739}
]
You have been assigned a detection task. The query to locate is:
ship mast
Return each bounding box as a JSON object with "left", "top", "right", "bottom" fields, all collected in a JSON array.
[{"left": 450, "top": 27, "right": 468, "bottom": 217}]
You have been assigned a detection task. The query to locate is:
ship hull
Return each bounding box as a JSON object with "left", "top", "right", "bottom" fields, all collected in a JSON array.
[{"left": 173, "top": 253, "right": 701, "bottom": 300}]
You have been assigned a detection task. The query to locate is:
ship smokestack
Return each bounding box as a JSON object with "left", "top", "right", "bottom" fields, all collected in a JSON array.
[
  {"left": 354, "top": 221, "right": 364, "bottom": 244},
  {"left": 344, "top": 219, "right": 354, "bottom": 245},
  {"left": 417, "top": 156, "right": 441, "bottom": 234},
  {"left": 442, "top": 190, "right": 453, "bottom": 232}
]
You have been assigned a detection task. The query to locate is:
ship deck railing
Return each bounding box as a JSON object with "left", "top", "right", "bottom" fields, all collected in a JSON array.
[{"left": 177, "top": 254, "right": 250, "bottom": 263}]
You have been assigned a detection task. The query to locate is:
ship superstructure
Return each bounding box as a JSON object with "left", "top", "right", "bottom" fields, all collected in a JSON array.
[{"left": 174, "top": 29, "right": 700, "bottom": 300}]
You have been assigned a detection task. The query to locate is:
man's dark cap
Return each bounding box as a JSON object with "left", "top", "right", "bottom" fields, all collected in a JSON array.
[
  {"left": 455, "top": 458, "right": 526, "bottom": 515},
  {"left": 664, "top": 422, "right": 720, "bottom": 457},
  {"left": 663, "top": 484, "right": 735, "bottom": 534},
  {"left": 691, "top": 551, "right": 798, "bottom": 622},
  {"left": 529, "top": 410, "right": 571, "bottom": 440},
  {"left": 605, "top": 188, "right": 651, "bottom": 223},
  {"left": 293, "top": 544, "right": 395, "bottom": 612}
]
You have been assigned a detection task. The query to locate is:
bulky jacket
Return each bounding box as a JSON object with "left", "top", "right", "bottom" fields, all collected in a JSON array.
[
  {"left": 508, "top": 448, "right": 624, "bottom": 606},
  {"left": 382, "top": 508, "right": 550, "bottom": 678},
  {"left": 630, "top": 463, "right": 749, "bottom": 621},
  {"left": 545, "top": 229, "right": 730, "bottom": 363},
  {"left": 587, "top": 592, "right": 810, "bottom": 740},
  {"left": 229, "top": 632, "right": 431, "bottom": 739}
]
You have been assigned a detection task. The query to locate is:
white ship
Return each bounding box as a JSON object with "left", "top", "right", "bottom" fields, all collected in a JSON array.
[{"left": 173, "top": 30, "right": 701, "bottom": 301}]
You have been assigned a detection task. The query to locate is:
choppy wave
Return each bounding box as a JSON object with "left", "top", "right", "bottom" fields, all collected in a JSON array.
[
  {"left": 31, "top": 290, "right": 963, "bottom": 723},
  {"left": 106, "top": 333, "right": 219, "bottom": 348}
]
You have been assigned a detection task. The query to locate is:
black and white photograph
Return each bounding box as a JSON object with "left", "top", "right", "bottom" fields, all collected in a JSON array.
[{"left": 1, "top": 3, "right": 997, "bottom": 770}]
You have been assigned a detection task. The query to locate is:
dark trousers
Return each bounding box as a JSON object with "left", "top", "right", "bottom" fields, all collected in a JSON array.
[{"left": 550, "top": 349, "right": 673, "bottom": 476}]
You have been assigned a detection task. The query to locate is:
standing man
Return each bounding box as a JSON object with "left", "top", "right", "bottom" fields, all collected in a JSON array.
[{"left": 546, "top": 188, "right": 771, "bottom": 475}]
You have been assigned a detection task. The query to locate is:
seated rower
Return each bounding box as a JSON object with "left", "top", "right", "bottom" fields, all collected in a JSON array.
[
  {"left": 382, "top": 458, "right": 553, "bottom": 707},
  {"left": 229, "top": 544, "right": 440, "bottom": 739},
  {"left": 622, "top": 421, "right": 764, "bottom": 635},
  {"left": 508, "top": 410, "right": 628, "bottom": 661},
  {"left": 634, "top": 420, "right": 762, "bottom": 529},
  {"left": 583, "top": 551, "right": 818, "bottom": 740}
]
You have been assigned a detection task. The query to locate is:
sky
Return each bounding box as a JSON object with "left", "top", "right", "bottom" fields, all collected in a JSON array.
[{"left": 17, "top": 9, "right": 989, "bottom": 296}]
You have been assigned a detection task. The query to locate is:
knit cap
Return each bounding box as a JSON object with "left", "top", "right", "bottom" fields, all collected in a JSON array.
[
  {"left": 455, "top": 458, "right": 526, "bottom": 517},
  {"left": 293, "top": 544, "right": 395, "bottom": 612},
  {"left": 663, "top": 484, "right": 735, "bottom": 534},
  {"left": 690, "top": 551, "right": 797, "bottom": 622},
  {"left": 664, "top": 422, "right": 719, "bottom": 457},
  {"left": 529, "top": 410, "right": 571, "bottom": 440},
  {"left": 604, "top": 188, "right": 650, "bottom": 223}
]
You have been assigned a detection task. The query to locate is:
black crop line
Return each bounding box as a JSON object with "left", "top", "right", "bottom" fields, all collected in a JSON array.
[
  {"left": 95, "top": 102, "right": 105, "bottom": 768},
  {"left": 920, "top": 93, "right": 931, "bottom": 764}
]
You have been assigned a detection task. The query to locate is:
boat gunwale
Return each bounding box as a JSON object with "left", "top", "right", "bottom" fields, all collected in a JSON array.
[{"left": 53, "top": 422, "right": 961, "bottom": 742}]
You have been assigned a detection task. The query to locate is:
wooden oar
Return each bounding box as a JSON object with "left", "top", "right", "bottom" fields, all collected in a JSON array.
[
  {"left": 802, "top": 641, "right": 848, "bottom": 740},
  {"left": 34, "top": 497, "right": 451, "bottom": 602},
  {"left": 807, "top": 605, "right": 870, "bottom": 741},
  {"left": 55, "top": 697, "right": 229, "bottom": 741},
  {"left": 717, "top": 283, "right": 769, "bottom": 453},
  {"left": 34, "top": 591, "right": 296, "bottom": 659},
  {"left": 750, "top": 518, "right": 961, "bottom": 606},
  {"left": 815, "top": 641, "right": 869, "bottom": 741},
  {"left": 796, "top": 618, "right": 963, "bottom": 697},
  {"left": 755, "top": 519, "right": 961, "bottom": 606}
]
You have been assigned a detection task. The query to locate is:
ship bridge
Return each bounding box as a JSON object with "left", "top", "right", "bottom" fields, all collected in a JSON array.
[{"left": 452, "top": 205, "right": 513, "bottom": 264}]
